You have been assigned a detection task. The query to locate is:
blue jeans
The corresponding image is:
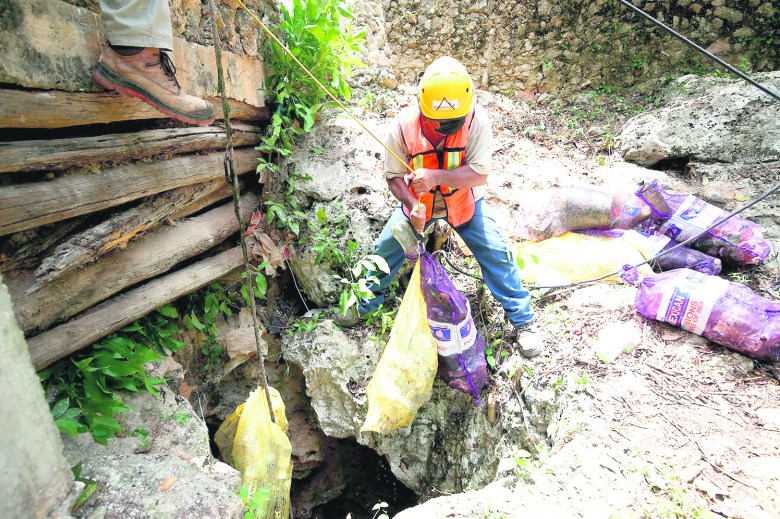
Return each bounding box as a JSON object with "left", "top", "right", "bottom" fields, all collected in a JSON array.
[{"left": 359, "top": 198, "right": 534, "bottom": 326}]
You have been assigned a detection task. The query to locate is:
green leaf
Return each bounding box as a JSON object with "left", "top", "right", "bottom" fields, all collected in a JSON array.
[
  {"left": 56, "top": 417, "right": 82, "bottom": 436},
  {"left": 366, "top": 255, "right": 390, "bottom": 274},
  {"left": 156, "top": 305, "right": 179, "bottom": 319},
  {"left": 310, "top": 147, "right": 323, "bottom": 155},
  {"left": 52, "top": 397, "right": 70, "bottom": 419}
]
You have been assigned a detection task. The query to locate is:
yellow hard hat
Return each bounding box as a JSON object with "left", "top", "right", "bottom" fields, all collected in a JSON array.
[{"left": 418, "top": 57, "right": 474, "bottom": 120}]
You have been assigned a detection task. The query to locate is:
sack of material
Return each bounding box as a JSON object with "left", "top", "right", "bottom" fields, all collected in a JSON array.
[
  {"left": 635, "top": 269, "right": 780, "bottom": 363},
  {"left": 512, "top": 232, "right": 654, "bottom": 286},
  {"left": 516, "top": 186, "right": 651, "bottom": 242},
  {"left": 420, "top": 251, "right": 488, "bottom": 404},
  {"left": 361, "top": 260, "right": 439, "bottom": 434},
  {"left": 635, "top": 180, "right": 771, "bottom": 265},
  {"left": 215, "top": 387, "right": 292, "bottom": 518}
]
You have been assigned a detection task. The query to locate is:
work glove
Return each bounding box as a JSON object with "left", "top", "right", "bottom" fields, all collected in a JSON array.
[{"left": 410, "top": 203, "right": 426, "bottom": 234}]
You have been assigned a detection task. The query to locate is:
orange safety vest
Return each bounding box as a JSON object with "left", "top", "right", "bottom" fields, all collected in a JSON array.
[{"left": 399, "top": 106, "right": 476, "bottom": 228}]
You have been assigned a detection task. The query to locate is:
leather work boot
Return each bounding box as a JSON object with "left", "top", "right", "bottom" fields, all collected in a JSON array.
[
  {"left": 515, "top": 321, "right": 544, "bottom": 358},
  {"left": 93, "top": 46, "right": 216, "bottom": 126}
]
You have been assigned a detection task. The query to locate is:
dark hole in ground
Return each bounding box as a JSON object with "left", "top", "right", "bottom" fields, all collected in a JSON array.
[
  {"left": 205, "top": 418, "right": 417, "bottom": 518},
  {"left": 300, "top": 439, "right": 418, "bottom": 519},
  {"left": 650, "top": 156, "right": 690, "bottom": 172}
]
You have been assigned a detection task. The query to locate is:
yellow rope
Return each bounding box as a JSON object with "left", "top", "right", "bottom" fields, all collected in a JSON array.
[{"left": 234, "top": 0, "right": 414, "bottom": 177}]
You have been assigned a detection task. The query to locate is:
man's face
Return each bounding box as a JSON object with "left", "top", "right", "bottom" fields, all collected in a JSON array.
[{"left": 421, "top": 114, "right": 466, "bottom": 136}]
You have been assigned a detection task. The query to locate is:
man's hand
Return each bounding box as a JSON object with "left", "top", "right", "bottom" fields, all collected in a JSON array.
[
  {"left": 408, "top": 169, "right": 439, "bottom": 197},
  {"left": 410, "top": 203, "right": 426, "bottom": 234}
]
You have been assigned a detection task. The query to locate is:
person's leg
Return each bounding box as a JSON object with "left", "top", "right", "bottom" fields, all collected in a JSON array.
[
  {"left": 100, "top": 0, "right": 173, "bottom": 50},
  {"left": 455, "top": 199, "right": 534, "bottom": 326},
  {"left": 95, "top": 0, "right": 215, "bottom": 125},
  {"left": 358, "top": 207, "right": 415, "bottom": 314}
]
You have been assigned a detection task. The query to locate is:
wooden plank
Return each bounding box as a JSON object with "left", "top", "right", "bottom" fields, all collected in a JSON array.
[
  {"left": 0, "top": 147, "right": 259, "bottom": 237},
  {"left": 0, "top": 89, "right": 269, "bottom": 129},
  {"left": 13, "top": 193, "right": 257, "bottom": 334},
  {"left": 0, "top": 126, "right": 261, "bottom": 173},
  {"left": 32, "top": 179, "right": 245, "bottom": 287},
  {"left": 27, "top": 247, "right": 245, "bottom": 370}
]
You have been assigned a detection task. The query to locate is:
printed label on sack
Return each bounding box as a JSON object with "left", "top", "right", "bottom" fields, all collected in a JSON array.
[
  {"left": 622, "top": 229, "right": 672, "bottom": 257},
  {"left": 655, "top": 270, "right": 729, "bottom": 335},
  {"left": 429, "top": 306, "right": 477, "bottom": 356},
  {"left": 658, "top": 195, "right": 723, "bottom": 242}
]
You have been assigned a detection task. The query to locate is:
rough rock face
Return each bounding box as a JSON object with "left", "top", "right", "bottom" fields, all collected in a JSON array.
[
  {"left": 349, "top": 0, "right": 778, "bottom": 96},
  {"left": 285, "top": 115, "right": 395, "bottom": 306},
  {"left": 281, "top": 320, "right": 553, "bottom": 496},
  {"left": 0, "top": 277, "right": 76, "bottom": 518},
  {"left": 620, "top": 72, "right": 780, "bottom": 166},
  {"left": 62, "top": 380, "right": 244, "bottom": 518}
]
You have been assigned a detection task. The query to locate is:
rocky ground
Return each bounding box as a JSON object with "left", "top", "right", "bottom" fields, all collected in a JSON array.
[
  {"left": 59, "top": 73, "right": 780, "bottom": 518},
  {"left": 386, "top": 73, "right": 780, "bottom": 518}
]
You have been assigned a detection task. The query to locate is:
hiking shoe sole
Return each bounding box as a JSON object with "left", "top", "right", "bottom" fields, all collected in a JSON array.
[{"left": 93, "top": 63, "right": 216, "bottom": 126}]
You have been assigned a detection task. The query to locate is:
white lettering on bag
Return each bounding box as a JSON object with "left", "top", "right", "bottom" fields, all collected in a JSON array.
[{"left": 655, "top": 270, "right": 729, "bottom": 335}]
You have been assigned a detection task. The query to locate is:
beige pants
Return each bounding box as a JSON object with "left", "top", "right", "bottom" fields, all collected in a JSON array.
[{"left": 100, "top": 0, "right": 174, "bottom": 50}]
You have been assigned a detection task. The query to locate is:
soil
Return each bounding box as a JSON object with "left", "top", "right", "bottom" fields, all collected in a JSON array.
[{"left": 350, "top": 82, "right": 780, "bottom": 518}]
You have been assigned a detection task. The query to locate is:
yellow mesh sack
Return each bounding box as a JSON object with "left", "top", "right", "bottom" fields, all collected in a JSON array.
[
  {"left": 512, "top": 232, "right": 653, "bottom": 286},
  {"left": 215, "top": 386, "right": 292, "bottom": 518},
  {"left": 361, "top": 260, "right": 439, "bottom": 434}
]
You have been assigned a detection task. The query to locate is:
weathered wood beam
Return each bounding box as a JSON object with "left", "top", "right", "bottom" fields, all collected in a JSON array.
[
  {"left": 13, "top": 193, "right": 257, "bottom": 333},
  {"left": 32, "top": 179, "right": 246, "bottom": 287},
  {"left": 0, "top": 147, "right": 259, "bottom": 237},
  {"left": 0, "top": 90, "right": 270, "bottom": 129},
  {"left": 27, "top": 247, "right": 245, "bottom": 370},
  {"left": 0, "top": 125, "right": 262, "bottom": 173}
]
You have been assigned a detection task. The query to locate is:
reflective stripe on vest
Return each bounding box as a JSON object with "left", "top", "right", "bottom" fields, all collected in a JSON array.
[{"left": 399, "top": 106, "right": 476, "bottom": 228}]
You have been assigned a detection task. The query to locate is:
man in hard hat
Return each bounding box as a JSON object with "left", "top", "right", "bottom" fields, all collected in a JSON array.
[
  {"left": 92, "top": 0, "right": 216, "bottom": 125},
  {"left": 343, "top": 56, "right": 542, "bottom": 357}
]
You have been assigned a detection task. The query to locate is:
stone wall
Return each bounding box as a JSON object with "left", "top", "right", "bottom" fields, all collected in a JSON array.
[{"left": 356, "top": 0, "right": 778, "bottom": 96}]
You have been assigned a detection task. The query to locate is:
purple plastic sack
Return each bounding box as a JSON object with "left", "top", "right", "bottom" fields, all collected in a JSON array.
[
  {"left": 635, "top": 180, "right": 771, "bottom": 265},
  {"left": 635, "top": 269, "right": 780, "bottom": 363},
  {"left": 419, "top": 251, "right": 488, "bottom": 403}
]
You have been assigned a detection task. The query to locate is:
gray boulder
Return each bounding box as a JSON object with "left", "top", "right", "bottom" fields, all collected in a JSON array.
[
  {"left": 62, "top": 382, "right": 243, "bottom": 519},
  {"left": 281, "top": 320, "right": 553, "bottom": 495},
  {"left": 620, "top": 72, "right": 780, "bottom": 166}
]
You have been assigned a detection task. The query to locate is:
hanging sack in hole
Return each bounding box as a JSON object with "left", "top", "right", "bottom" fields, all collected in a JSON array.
[
  {"left": 362, "top": 259, "right": 439, "bottom": 434},
  {"left": 635, "top": 269, "right": 780, "bottom": 363},
  {"left": 420, "top": 251, "right": 488, "bottom": 403},
  {"left": 515, "top": 186, "right": 652, "bottom": 242},
  {"left": 635, "top": 180, "right": 771, "bottom": 265},
  {"left": 215, "top": 386, "right": 292, "bottom": 518},
  {"left": 583, "top": 229, "right": 722, "bottom": 275}
]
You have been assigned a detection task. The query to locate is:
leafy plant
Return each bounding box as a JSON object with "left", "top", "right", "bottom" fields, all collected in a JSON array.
[
  {"left": 71, "top": 463, "right": 97, "bottom": 511},
  {"left": 134, "top": 427, "right": 150, "bottom": 448},
  {"left": 335, "top": 242, "right": 389, "bottom": 317},
  {"left": 171, "top": 412, "right": 190, "bottom": 425},
  {"left": 363, "top": 304, "right": 397, "bottom": 343},
  {"left": 40, "top": 308, "right": 184, "bottom": 443},
  {"left": 257, "top": 0, "right": 365, "bottom": 233},
  {"left": 371, "top": 501, "right": 390, "bottom": 519},
  {"left": 289, "top": 312, "right": 323, "bottom": 336},
  {"left": 238, "top": 485, "right": 272, "bottom": 519}
]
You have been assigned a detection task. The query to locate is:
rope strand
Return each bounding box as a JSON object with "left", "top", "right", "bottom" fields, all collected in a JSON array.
[{"left": 208, "top": 0, "right": 276, "bottom": 423}]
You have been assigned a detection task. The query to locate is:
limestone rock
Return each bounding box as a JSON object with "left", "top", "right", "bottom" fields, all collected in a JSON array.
[
  {"left": 619, "top": 73, "right": 780, "bottom": 166},
  {"left": 281, "top": 321, "right": 552, "bottom": 495},
  {"left": 62, "top": 385, "right": 243, "bottom": 518}
]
